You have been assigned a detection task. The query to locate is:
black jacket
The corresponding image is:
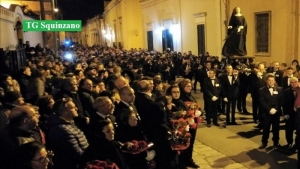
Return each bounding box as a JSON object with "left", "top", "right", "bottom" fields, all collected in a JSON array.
[
  {"left": 258, "top": 86, "right": 283, "bottom": 118},
  {"left": 47, "top": 115, "right": 89, "bottom": 169}
]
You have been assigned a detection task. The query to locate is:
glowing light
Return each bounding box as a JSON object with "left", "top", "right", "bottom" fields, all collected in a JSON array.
[
  {"left": 105, "top": 33, "right": 111, "bottom": 39},
  {"left": 170, "top": 24, "right": 181, "bottom": 40},
  {"left": 64, "top": 53, "right": 72, "bottom": 59},
  {"left": 0, "top": 2, "right": 11, "bottom": 9},
  {"left": 155, "top": 26, "right": 164, "bottom": 34},
  {"left": 102, "top": 29, "right": 106, "bottom": 34}
]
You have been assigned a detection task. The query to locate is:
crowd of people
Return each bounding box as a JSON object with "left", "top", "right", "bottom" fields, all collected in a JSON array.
[{"left": 0, "top": 42, "right": 299, "bottom": 169}]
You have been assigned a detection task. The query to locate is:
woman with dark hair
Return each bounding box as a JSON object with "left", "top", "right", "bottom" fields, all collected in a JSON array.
[
  {"left": 166, "top": 84, "right": 188, "bottom": 111},
  {"left": 11, "top": 141, "right": 52, "bottom": 169},
  {"left": 292, "top": 59, "right": 300, "bottom": 71},
  {"left": 82, "top": 120, "right": 130, "bottom": 169},
  {"left": 115, "top": 109, "right": 150, "bottom": 169},
  {"left": 177, "top": 79, "right": 199, "bottom": 169},
  {"left": 222, "top": 7, "right": 247, "bottom": 57}
]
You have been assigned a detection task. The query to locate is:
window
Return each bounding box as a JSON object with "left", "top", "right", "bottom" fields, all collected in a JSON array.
[{"left": 255, "top": 11, "right": 271, "bottom": 55}]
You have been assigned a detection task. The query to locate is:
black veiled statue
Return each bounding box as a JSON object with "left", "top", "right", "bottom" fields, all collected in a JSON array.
[{"left": 222, "top": 7, "right": 247, "bottom": 57}]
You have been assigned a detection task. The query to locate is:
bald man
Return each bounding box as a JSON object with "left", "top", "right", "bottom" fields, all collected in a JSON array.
[{"left": 0, "top": 105, "right": 41, "bottom": 168}]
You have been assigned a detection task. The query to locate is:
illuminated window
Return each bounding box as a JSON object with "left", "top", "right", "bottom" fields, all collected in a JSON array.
[{"left": 255, "top": 11, "right": 271, "bottom": 54}]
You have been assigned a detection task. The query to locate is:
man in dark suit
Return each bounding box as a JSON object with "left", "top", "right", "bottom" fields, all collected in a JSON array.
[
  {"left": 237, "top": 71, "right": 251, "bottom": 114},
  {"left": 220, "top": 65, "right": 239, "bottom": 125},
  {"left": 282, "top": 67, "right": 294, "bottom": 91},
  {"left": 283, "top": 77, "right": 298, "bottom": 148},
  {"left": 258, "top": 74, "right": 283, "bottom": 149},
  {"left": 181, "top": 58, "right": 193, "bottom": 80},
  {"left": 250, "top": 63, "right": 267, "bottom": 127},
  {"left": 199, "top": 61, "right": 212, "bottom": 93},
  {"left": 134, "top": 80, "right": 155, "bottom": 138},
  {"left": 88, "top": 96, "right": 116, "bottom": 142},
  {"left": 192, "top": 58, "right": 202, "bottom": 93},
  {"left": 203, "top": 69, "right": 222, "bottom": 127},
  {"left": 114, "top": 86, "right": 141, "bottom": 123},
  {"left": 267, "top": 61, "right": 283, "bottom": 87}
]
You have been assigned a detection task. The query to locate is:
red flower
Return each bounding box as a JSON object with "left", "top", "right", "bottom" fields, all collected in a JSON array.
[{"left": 138, "top": 141, "right": 147, "bottom": 148}]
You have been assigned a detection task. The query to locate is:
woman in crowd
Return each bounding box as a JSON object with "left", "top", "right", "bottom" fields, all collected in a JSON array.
[
  {"left": 115, "top": 109, "right": 149, "bottom": 169},
  {"left": 82, "top": 120, "right": 130, "bottom": 169},
  {"left": 178, "top": 79, "right": 199, "bottom": 168},
  {"left": 11, "top": 141, "right": 52, "bottom": 169}
]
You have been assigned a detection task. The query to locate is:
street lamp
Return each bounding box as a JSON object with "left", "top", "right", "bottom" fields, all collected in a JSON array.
[{"left": 54, "top": 8, "right": 59, "bottom": 13}]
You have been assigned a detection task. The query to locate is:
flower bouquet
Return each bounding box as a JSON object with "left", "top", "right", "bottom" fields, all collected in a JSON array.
[
  {"left": 184, "top": 102, "right": 202, "bottom": 128},
  {"left": 85, "top": 160, "right": 119, "bottom": 169},
  {"left": 121, "top": 140, "right": 154, "bottom": 154},
  {"left": 168, "top": 111, "right": 192, "bottom": 150}
]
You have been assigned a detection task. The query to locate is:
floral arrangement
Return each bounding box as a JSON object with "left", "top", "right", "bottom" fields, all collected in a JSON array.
[
  {"left": 85, "top": 160, "right": 119, "bottom": 169},
  {"left": 168, "top": 111, "right": 192, "bottom": 150},
  {"left": 121, "top": 140, "right": 152, "bottom": 154},
  {"left": 184, "top": 102, "right": 202, "bottom": 128}
]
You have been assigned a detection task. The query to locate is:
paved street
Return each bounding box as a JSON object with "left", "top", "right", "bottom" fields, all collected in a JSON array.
[{"left": 191, "top": 92, "right": 298, "bottom": 169}]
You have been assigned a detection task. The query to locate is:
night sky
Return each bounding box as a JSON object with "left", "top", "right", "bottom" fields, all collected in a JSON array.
[{"left": 57, "top": 0, "right": 104, "bottom": 24}]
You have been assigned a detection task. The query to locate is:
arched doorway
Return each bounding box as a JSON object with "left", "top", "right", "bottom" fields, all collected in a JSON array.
[{"left": 15, "top": 21, "right": 23, "bottom": 47}]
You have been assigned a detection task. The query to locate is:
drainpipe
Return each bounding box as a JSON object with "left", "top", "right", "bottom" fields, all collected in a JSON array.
[{"left": 294, "top": 0, "right": 299, "bottom": 59}]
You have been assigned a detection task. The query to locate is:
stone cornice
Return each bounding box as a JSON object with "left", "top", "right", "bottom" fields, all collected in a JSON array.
[
  {"left": 193, "top": 12, "right": 207, "bottom": 18},
  {"left": 140, "top": 0, "right": 168, "bottom": 9}
]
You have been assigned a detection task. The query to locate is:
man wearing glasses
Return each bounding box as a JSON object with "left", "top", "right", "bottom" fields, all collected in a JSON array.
[{"left": 0, "top": 105, "right": 41, "bottom": 168}]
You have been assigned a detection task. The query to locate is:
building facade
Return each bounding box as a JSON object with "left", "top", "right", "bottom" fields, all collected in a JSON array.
[
  {"left": 102, "top": 0, "right": 300, "bottom": 64},
  {"left": 0, "top": 0, "right": 64, "bottom": 49},
  {"left": 0, "top": 4, "right": 43, "bottom": 49}
]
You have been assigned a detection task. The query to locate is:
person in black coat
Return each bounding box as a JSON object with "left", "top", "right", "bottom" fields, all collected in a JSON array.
[
  {"left": 192, "top": 58, "right": 202, "bottom": 93},
  {"left": 199, "top": 62, "right": 212, "bottom": 93},
  {"left": 237, "top": 71, "right": 251, "bottom": 114},
  {"left": 82, "top": 120, "right": 130, "bottom": 169},
  {"left": 151, "top": 95, "right": 179, "bottom": 169},
  {"left": 176, "top": 81, "right": 200, "bottom": 169},
  {"left": 258, "top": 74, "right": 283, "bottom": 149},
  {"left": 249, "top": 64, "right": 267, "bottom": 127},
  {"left": 47, "top": 99, "right": 89, "bottom": 169},
  {"left": 203, "top": 70, "right": 222, "bottom": 127},
  {"left": 88, "top": 96, "right": 117, "bottom": 142},
  {"left": 54, "top": 77, "right": 90, "bottom": 132},
  {"left": 282, "top": 67, "right": 294, "bottom": 91},
  {"left": 134, "top": 80, "right": 155, "bottom": 135},
  {"left": 220, "top": 65, "right": 239, "bottom": 125},
  {"left": 78, "top": 78, "right": 95, "bottom": 118},
  {"left": 283, "top": 77, "right": 298, "bottom": 148},
  {"left": 115, "top": 109, "right": 149, "bottom": 169},
  {"left": 266, "top": 62, "right": 283, "bottom": 87}
]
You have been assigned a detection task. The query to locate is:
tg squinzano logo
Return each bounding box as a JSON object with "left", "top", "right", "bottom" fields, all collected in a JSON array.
[{"left": 23, "top": 20, "right": 82, "bottom": 31}]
